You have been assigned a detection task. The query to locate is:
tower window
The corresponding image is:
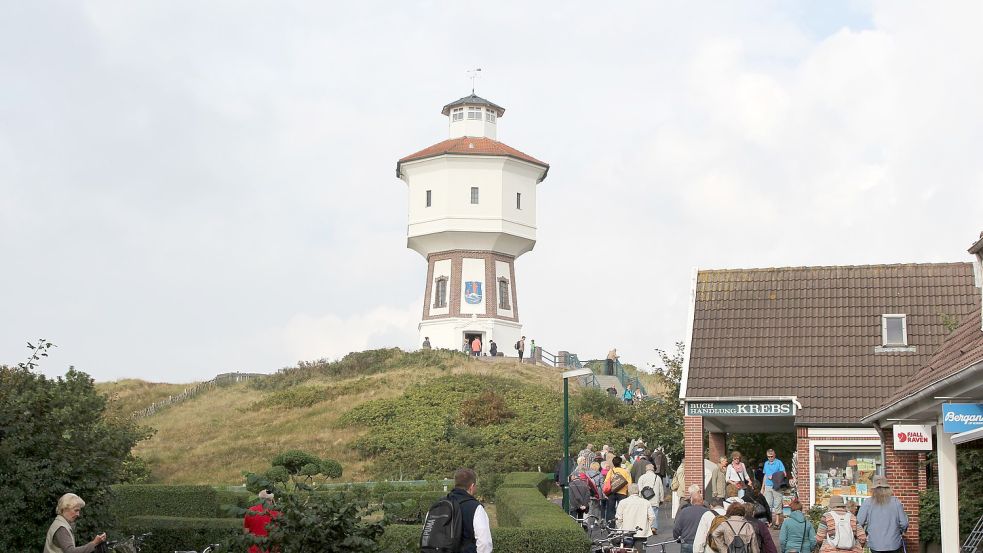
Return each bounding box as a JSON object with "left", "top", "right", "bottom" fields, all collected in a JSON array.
[
  {"left": 470, "top": 187, "right": 479, "bottom": 204},
  {"left": 434, "top": 277, "right": 448, "bottom": 309},
  {"left": 516, "top": 192, "right": 521, "bottom": 209},
  {"left": 882, "top": 314, "right": 907, "bottom": 346},
  {"left": 498, "top": 278, "right": 511, "bottom": 310},
  {"left": 426, "top": 190, "right": 432, "bottom": 207},
  {"left": 452, "top": 107, "right": 464, "bottom": 122},
  {"left": 486, "top": 109, "right": 496, "bottom": 123},
  {"left": 467, "top": 107, "right": 482, "bottom": 120}
]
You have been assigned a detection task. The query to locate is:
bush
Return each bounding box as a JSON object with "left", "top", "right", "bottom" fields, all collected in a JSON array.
[
  {"left": 119, "top": 515, "right": 240, "bottom": 552},
  {"left": 215, "top": 489, "right": 252, "bottom": 515},
  {"left": 321, "top": 459, "right": 343, "bottom": 479},
  {"left": 111, "top": 484, "right": 219, "bottom": 519},
  {"left": 500, "top": 472, "right": 553, "bottom": 497},
  {"left": 272, "top": 450, "right": 322, "bottom": 474},
  {"left": 382, "top": 491, "right": 445, "bottom": 524},
  {"left": 0, "top": 366, "right": 150, "bottom": 551},
  {"left": 254, "top": 490, "right": 388, "bottom": 553}
]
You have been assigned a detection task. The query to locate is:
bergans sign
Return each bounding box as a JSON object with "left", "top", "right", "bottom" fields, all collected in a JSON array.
[
  {"left": 685, "top": 401, "right": 795, "bottom": 417},
  {"left": 941, "top": 403, "right": 983, "bottom": 433},
  {"left": 893, "top": 424, "right": 933, "bottom": 451}
]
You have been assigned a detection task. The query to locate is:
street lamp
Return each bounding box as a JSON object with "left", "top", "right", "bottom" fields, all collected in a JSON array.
[{"left": 561, "top": 368, "right": 593, "bottom": 513}]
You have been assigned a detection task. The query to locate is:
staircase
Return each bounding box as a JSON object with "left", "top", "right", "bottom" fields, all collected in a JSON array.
[{"left": 593, "top": 374, "right": 625, "bottom": 396}]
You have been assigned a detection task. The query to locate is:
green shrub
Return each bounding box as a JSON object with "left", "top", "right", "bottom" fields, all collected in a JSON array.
[
  {"left": 111, "top": 485, "right": 219, "bottom": 519},
  {"left": 380, "top": 525, "right": 590, "bottom": 553},
  {"left": 382, "top": 491, "right": 445, "bottom": 524},
  {"left": 321, "top": 459, "right": 343, "bottom": 479},
  {"left": 215, "top": 489, "right": 252, "bottom": 515},
  {"left": 500, "top": 472, "right": 553, "bottom": 497},
  {"left": 272, "top": 450, "right": 322, "bottom": 474},
  {"left": 920, "top": 488, "right": 940, "bottom": 544},
  {"left": 120, "top": 515, "right": 239, "bottom": 552}
]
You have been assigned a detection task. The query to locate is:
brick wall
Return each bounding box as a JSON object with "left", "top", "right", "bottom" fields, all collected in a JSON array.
[
  {"left": 684, "top": 416, "right": 704, "bottom": 494},
  {"left": 796, "top": 427, "right": 811, "bottom": 505},
  {"left": 883, "top": 439, "right": 925, "bottom": 553},
  {"left": 422, "top": 250, "right": 518, "bottom": 321}
]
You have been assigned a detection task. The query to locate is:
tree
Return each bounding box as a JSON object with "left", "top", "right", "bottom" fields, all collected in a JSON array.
[
  {"left": 244, "top": 450, "right": 344, "bottom": 492},
  {"left": 0, "top": 362, "right": 150, "bottom": 550}
]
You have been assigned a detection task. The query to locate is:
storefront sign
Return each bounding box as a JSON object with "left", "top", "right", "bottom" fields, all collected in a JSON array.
[
  {"left": 893, "top": 424, "right": 933, "bottom": 450},
  {"left": 942, "top": 403, "right": 983, "bottom": 433},
  {"left": 685, "top": 400, "right": 795, "bottom": 416}
]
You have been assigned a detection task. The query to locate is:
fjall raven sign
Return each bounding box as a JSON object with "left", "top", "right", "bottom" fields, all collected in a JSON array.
[{"left": 464, "top": 281, "right": 482, "bottom": 304}]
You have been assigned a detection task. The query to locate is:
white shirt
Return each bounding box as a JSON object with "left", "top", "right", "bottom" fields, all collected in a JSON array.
[
  {"left": 726, "top": 464, "right": 749, "bottom": 484},
  {"left": 616, "top": 495, "right": 655, "bottom": 539},
  {"left": 473, "top": 504, "right": 493, "bottom": 553},
  {"left": 637, "top": 471, "right": 665, "bottom": 506},
  {"left": 692, "top": 506, "right": 727, "bottom": 553}
]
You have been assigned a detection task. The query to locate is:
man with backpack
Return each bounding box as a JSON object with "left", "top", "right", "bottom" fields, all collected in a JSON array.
[
  {"left": 515, "top": 336, "right": 525, "bottom": 361},
  {"left": 420, "top": 468, "right": 492, "bottom": 553},
  {"left": 692, "top": 496, "right": 728, "bottom": 553},
  {"left": 816, "top": 495, "right": 866, "bottom": 552}
]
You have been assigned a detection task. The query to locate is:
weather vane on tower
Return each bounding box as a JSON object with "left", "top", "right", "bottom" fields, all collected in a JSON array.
[{"left": 467, "top": 67, "right": 482, "bottom": 94}]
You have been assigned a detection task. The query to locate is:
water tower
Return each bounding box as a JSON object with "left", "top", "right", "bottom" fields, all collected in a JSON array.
[{"left": 396, "top": 93, "right": 549, "bottom": 352}]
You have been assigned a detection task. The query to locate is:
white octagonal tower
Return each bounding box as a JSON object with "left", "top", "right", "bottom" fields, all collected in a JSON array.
[{"left": 397, "top": 94, "right": 549, "bottom": 353}]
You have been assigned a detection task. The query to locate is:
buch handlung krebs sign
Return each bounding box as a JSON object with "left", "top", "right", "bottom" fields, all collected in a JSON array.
[{"left": 686, "top": 401, "right": 795, "bottom": 417}]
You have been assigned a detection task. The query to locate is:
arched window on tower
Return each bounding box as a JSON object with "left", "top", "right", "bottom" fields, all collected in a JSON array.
[
  {"left": 498, "top": 277, "right": 511, "bottom": 310},
  {"left": 433, "top": 276, "right": 448, "bottom": 309}
]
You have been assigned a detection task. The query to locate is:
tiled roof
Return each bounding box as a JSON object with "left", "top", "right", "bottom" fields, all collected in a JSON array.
[
  {"left": 684, "top": 263, "right": 979, "bottom": 425},
  {"left": 869, "top": 306, "right": 983, "bottom": 418},
  {"left": 441, "top": 94, "right": 506, "bottom": 117},
  {"left": 397, "top": 137, "right": 549, "bottom": 177}
]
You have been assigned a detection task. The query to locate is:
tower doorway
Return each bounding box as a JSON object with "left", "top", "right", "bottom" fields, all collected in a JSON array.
[{"left": 464, "top": 332, "right": 484, "bottom": 356}]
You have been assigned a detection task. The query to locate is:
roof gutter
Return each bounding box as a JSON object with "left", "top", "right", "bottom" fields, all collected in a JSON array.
[{"left": 861, "top": 358, "right": 983, "bottom": 424}]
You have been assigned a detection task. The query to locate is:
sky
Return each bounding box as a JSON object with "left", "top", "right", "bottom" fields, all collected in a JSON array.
[{"left": 2, "top": 1, "right": 982, "bottom": 383}]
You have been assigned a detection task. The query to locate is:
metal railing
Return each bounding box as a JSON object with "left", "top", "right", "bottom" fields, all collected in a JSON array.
[{"left": 527, "top": 345, "right": 646, "bottom": 395}]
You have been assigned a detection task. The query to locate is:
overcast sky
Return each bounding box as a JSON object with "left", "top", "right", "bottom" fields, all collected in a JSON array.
[{"left": 3, "top": 1, "right": 982, "bottom": 383}]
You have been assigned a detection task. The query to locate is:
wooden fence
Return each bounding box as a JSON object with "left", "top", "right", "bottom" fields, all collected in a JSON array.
[{"left": 134, "top": 372, "right": 263, "bottom": 418}]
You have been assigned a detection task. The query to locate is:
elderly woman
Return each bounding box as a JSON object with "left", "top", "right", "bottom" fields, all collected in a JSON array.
[
  {"left": 817, "top": 495, "right": 866, "bottom": 552},
  {"left": 44, "top": 493, "right": 107, "bottom": 553}
]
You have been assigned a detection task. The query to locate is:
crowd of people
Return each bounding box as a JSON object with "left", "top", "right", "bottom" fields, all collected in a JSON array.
[{"left": 564, "top": 441, "right": 910, "bottom": 553}]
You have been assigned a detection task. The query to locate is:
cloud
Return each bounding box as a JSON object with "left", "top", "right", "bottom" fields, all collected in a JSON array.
[{"left": 281, "top": 301, "right": 421, "bottom": 364}]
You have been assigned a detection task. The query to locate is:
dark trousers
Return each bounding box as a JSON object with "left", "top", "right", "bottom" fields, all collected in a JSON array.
[
  {"left": 518, "top": 350, "right": 524, "bottom": 361},
  {"left": 605, "top": 359, "right": 614, "bottom": 375},
  {"left": 605, "top": 493, "right": 626, "bottom": 522}
]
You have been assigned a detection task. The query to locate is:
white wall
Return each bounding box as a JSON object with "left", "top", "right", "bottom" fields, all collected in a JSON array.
[
  {"left": 460, "top": 257, "right": 486, "bottom": 315},
  {"left": 401, "top": 155, "right": 544, "bottom": 257},
  {"left": 419, "top": 317, "right": 522, "bottom": 354},
  {"left": 495, "top": 260, "right": 514, "bottom": 318},
  {"left": 448, "top": 107, "right": 498, "bottom": 139},
  {"left": 429, "top": 259, "right": 451, "bottom": 316}
]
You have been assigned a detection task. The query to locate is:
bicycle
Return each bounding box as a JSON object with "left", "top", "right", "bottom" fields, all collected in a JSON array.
[
  {"left": 175, "top": 545, "right": 221, "bottom": 553},
  {"left": 105, "top": 532, "right": 152, "bottom": 553}
]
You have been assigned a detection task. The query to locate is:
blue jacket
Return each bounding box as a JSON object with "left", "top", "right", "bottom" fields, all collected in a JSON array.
[{"left": 779, "top": 511, "right": 816, "bottom": 553}]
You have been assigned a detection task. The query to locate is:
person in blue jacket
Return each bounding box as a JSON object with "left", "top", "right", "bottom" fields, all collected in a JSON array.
[{"left": 779, "top": 499, "right": 816, "bottom": 553}]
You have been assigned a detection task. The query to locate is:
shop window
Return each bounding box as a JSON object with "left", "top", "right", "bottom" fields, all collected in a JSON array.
[
  {"left": 486, "top": 109, "right": 496, "bottom": 123},
  {"left": 452, "top": 107, "right": 464, "bottom": 122},
  {"left": 433, "top": 277, "right": 448, "bottom": 309},
  {"left": 882, "top": 314, "right": 907, "bottom": 346},
  {"left": 470, "top": 187, "right": 479, "bottom": 204},
  {"left": 426, "top": 190, "right": 432, "bottom": 207},
  {"left": 812, "top": 444, "right": 882, "bottom": 506},
  {"left": 467, "top": 107, "right": 482, "bottom": 120},
  {"left": 498, "top": 278, "right": 511, "bottom": 310}
]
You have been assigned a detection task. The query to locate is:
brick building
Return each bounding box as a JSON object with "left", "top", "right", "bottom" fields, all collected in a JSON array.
[{"left": 680, "top": 261, "right": 980, "bottom": 551}]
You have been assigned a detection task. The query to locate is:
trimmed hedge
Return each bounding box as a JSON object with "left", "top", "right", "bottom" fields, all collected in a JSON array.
[
  {"left": 382, "top": 471, "right": 589, "bottom": 553},
  {"left": 382, "top": 491, "right": 446, "bottom": 524},
  {"left": 499, "top": 472, "right": 554, "bottom": 497},
  {"left": 380, "top": 525, "right": 591, "bottom": 553},
  {"left": 112, "top": 485, "right": 219, "bottom": 519},
  {"left": 120, "top": 515, "right": 239, "bottom": 552}
]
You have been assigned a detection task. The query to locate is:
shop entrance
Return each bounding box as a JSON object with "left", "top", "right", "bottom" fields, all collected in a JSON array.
[{"left": 464, "top": 332, "right": 484, "bottom": 355}]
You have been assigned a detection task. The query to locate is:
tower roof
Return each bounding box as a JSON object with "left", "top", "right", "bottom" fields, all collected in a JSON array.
[
  {"left": 441, "top": 94, "right": 506, "bottom": 117},
  {"left": 397, "top": 137, "right": 549, "bottom": 179}
]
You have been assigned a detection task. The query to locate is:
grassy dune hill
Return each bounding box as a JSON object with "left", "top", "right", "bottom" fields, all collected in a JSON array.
[
  {"left": 98, "top": 379, "right": 192, "bottom": 418},
  {"left": 124, "top": 349, "right": 570, "bottom": 485}
]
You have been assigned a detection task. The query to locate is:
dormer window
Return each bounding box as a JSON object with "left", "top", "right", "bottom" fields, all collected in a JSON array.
[
  {"left": 486, "top": 109, "right": 496, "bottom": 123},
  {"left": 882, "top": 314, "right": 908, "bottom": 346},
  {"left": 467, "top": 107, "right": 482, "bottom": 120},
  {"left": 452, "top": 107, "right": 464, "bottom": 122}
]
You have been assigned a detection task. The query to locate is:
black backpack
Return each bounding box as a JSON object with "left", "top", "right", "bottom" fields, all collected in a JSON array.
[
  {"left": 420, "top": 494, "right": 464, "bottom": 552},
  {"left": 725, "top": 521, "right": 750, "bottom": 553}
]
